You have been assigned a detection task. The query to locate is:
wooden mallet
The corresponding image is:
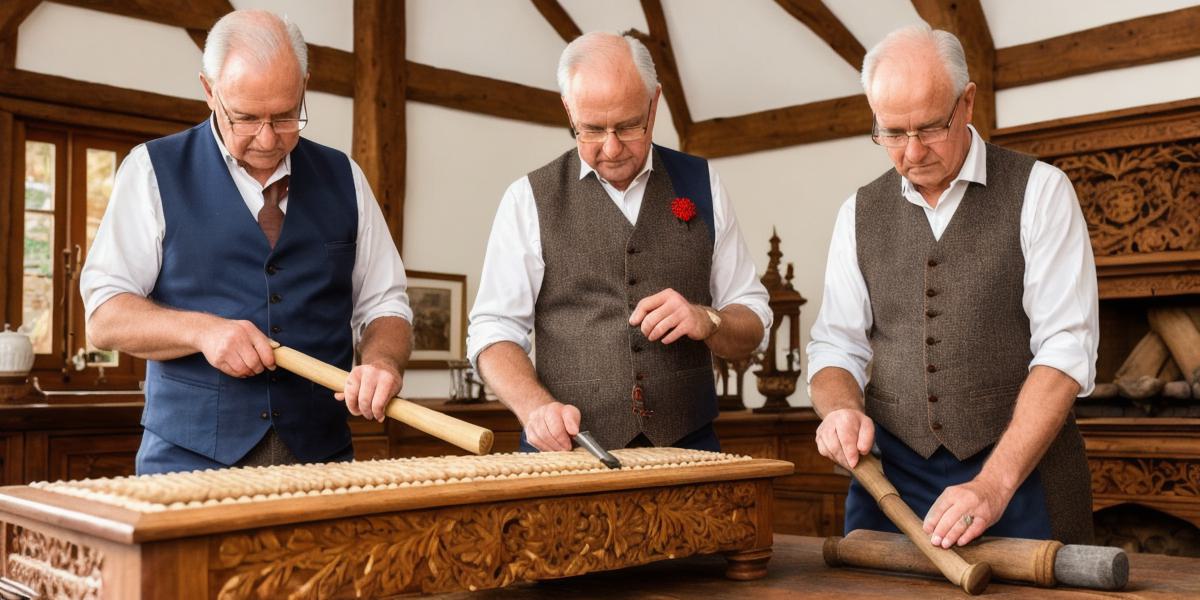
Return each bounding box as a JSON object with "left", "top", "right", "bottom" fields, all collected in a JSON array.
[
  {"left": 269, "top": 342, "right": 494, "bottom": 455},
  {"left": 851, "top": 453, "right": 991, "bottom": 595}
]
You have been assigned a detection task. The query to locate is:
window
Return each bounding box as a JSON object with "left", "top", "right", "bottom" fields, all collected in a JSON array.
[{"left": 9, "top": 123, "right": 150, "bottom": 390}]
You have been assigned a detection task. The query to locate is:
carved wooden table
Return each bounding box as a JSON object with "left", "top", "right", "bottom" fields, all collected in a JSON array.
[
  {"left": 435, "top": 534, "right": 1200, "bottom": 599},
  {"left": 0, "top": 448, "right": 792, "bottom": 598}
]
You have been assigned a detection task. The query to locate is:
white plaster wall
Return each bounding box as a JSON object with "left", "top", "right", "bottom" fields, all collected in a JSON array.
[{"left": 14, "top": 0, "right": 1200, "bottom": 406}]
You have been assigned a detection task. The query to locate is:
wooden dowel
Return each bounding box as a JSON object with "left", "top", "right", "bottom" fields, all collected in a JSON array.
[
  {"left": 851, "top": 453, "right": 991, "bottom": 595},
  {"left": 270, "top": 342, "right": 494, "bottom": 455}
]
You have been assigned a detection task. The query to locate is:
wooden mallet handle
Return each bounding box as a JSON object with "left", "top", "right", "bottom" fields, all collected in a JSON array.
[
  {"left": 270, "top": 342, "right": 494, "bottom": 455},
  {"left": 851, "top": 453, "right": 991, "bottom": 595}
]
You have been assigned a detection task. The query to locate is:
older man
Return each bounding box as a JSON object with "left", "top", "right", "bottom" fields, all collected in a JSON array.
[
  {"left": 468, "top": 32, "right": 770, "bottom": 453},
  {"left": 81, "top": 10, "right": 412, "bottom": 474},
  {"left": 807, "top": 24, "right": 1098, "bottom": 546}
]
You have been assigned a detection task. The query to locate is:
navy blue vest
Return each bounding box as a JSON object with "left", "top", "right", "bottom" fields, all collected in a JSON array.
[{"left": 144, "top": 122, "right": 357, "bottom": 465}]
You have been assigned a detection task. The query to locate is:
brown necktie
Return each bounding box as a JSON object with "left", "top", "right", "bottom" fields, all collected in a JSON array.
[{"left": 258, "top": 175, "right": 289, "bottom": 248}]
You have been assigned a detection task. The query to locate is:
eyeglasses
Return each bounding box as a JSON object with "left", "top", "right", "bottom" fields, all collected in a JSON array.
[
  {"left": 215, "top": 89, "right": 308, "bottom": 137},
  {"left": 568, "top": 99, "right": 653, "bottom": 144},
  {"left": 871, "top": 95, "right": 960, "bottom": 148}
]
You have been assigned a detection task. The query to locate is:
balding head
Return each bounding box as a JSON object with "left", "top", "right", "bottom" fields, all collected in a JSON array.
[
  {"left": 861, "top": 23, "right": 968, "bottom": 109},
  {"left": 557, "top": 32, "right": 657, "bottom": 104}
]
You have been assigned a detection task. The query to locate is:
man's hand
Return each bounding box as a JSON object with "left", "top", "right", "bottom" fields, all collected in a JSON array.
[
  {"left": 815, "top": 408, "right": 875, "bottom": 470},
  {"left": 522, "top": 401, "right": 581, "bottom": 452},
  {"left": 338, "top": 361, "right": 403, "bottom": 422},
  {"left": 923, "top": 476, "right": 1012, "bottom": 548},
  {"left": 195, "top": 318, "right": 276, "bottom": 378},
  {"left": 629, "top": 288, "right": 716, "bottom": 344}
]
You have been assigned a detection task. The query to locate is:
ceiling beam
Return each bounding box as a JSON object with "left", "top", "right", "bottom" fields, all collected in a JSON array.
[
  {"left": 684, "top": 94, "right": 872, "bottom": 158},
  {"left": 353, "top": 0, "right": 406, "bottom": 246},
  {"left": 406, "top": 62, "right": 567, "bottom": 129},
  {"left": 911, "top": 0, "right": 995, "bottom": 139},
  {"left": 0, "top": 67, "right": 209, "bottom": 124},
  {"left": 55, "top": 0, "right": 226, "bottom": 31},
  {"left": 996, "top": 6, "right": 1200, "bottom": 89},
  {"left": 631, "top": 0, "right": 692, "bottom": 139},
  {"left": 773, "top": 0, "right": 865, "bottom": 70},
  {"left": 530, "top": 0, "right": 581, "bottom": 43}
]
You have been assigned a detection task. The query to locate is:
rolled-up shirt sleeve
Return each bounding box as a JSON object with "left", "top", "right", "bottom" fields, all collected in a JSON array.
[
  {"left": 348, "top": 160, "right": 412, "bottom": 333},
  {"left": 1021, "top": 163, "right": 1099, "bottom": 396},
  {"left": 708, "top": 169, "right": 773, "bottom": 352},
  {"left": 80, "top": 144, "right": 164, "bottom": 322},
  {"left": 467, "top": 177, "right": 545, "bottom": 368},
  {"left": 806, "top": 194, "right": 874, "bottom": 390}
]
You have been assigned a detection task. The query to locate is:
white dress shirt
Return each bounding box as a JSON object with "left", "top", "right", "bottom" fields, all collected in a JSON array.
[
  {"left": 806, "top": 126, "right": 1099, "bottom": 396},
  {"left": 467, "top": 150, "right": 772, "bottom": 365},
  {"left": 80, "top": 118, "right": 412, "bottom": 334}
]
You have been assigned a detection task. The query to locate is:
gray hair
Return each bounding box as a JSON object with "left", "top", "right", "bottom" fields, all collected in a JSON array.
[
  {"left": 202, "top": 10, "right": 308, "bottom": 83},
  {"left": 556, "top": 32, "right": 658, "bottom": 99},
  {"left": 860, "top": 23, "right": 969, "bottom": 98}
]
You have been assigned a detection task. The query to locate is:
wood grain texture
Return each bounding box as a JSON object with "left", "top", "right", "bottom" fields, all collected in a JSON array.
[
  {"left": 530, "top": 0, "right": 581, "bottom": 42},
  {"left": 632, "top": 0, "right": 692, "bottom": 138},
  {"left": 0, "top": 68, "right": 208, "bottom": 124},
  {"left": 996, "top": 6, "right": 1200, "bottom": 89},
  {"left": 352, "top": 0, "right": 406, "bottom": 245},
  {"left": 685, "top": 94, "right": 872, "bottom": 158},
  {"left": 406, "top": 61, "right": 567, "bottom": 128},
  {"left": 773, "top": 0, "right": 865, "bottom": 69},
  {"left": 910, "top": 0, "right": 995, "bottom": 139}
]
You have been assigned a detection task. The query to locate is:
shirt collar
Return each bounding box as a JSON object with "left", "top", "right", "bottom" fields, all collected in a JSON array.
[
  {"left": 899, "top": 124, "right": 986, "bottom": 196},
  {"left": 578, "top": 146, "right": 655, "bottom": 186},
  {"left": 208, "top": 115, "right": 291, "bottom": 183}
]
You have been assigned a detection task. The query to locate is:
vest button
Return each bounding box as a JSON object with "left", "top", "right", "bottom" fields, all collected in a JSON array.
[
  {"left": 266, "top": 263, "right": 278, "bottom": 275},
  {"left": 628, "top": 278, "right": 637, "bottom": 286},
  {"left": 636, "top": 373, "right": 645, "bottom": 381},
  {"left": 926, "top": 289, "right": 937, "bottom": 297},
  {"left": 632, "top": 345, "right": 643, "bottom": 353},
  {"left": 260, "top": 411, "right": 269, "bottom": 420},
  {"left": 927, "top": 364, "right": 937, "bottom": 373},
  {"left": 270, "top": 375, "right": 278, "bottom": 383},
  {"left": 272, "top": 410, "right": 280, "bottom": 418},
  {"left": 271, "top": 325, "right": 282, "bottom": 334},
  {"left": 627, "top": 247, "right": 639, "bottom": 255},
  {"left": 925, "top": 309, "right": 939, "bottom": 318},
  {"left": 928, "top": 395, "right": 938, "bottom": 403},
  {"left": 927, "top": 259, "right": 938, "bottom": 268},
  {"left": 931, "top": 422, "right": 943, "bottom": 431},
  {"left": 270, "top": 293, "right": 282, "bottom": 304},
  {"left": 926, "top": 336, "right": 936, "bottom": 345}
]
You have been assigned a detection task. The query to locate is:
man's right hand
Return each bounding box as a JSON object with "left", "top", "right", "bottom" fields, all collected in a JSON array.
[
  {"left": 815, "top": 408, "right": 875, "bottom": 470},
  {"left": 523, "top": 401, "right": 582, "bottom": 452},
  {"left": 195, "top": 317, "right": 277, "bottom": 378}
]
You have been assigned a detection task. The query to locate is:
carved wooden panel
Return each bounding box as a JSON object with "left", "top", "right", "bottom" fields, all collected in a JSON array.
[
  {"left": 207, "top": 481, "right": 760, "bottom": 598},
  {"left": 1090, "top": 457, "right": 1200, "bottom": 498},
  {"left": 1051, "top": 141, "right": 1200, "bottom": 257},
  {"left": 5, "top": 524, "right": 104, "bottom": 599},
  {"left": 46, "top": 434, "right": 141, "bottom": 481}
]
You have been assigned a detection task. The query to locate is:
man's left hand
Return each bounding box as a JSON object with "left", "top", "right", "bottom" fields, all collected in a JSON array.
[
  {"left": 337, "top": 362, "right": 403, "bottom": 422},
  {"left": 922, "top": 476, "right": 1012, "bottom": 548},
  {"left": 629, "top": 288, "right": 716, "bottom": 344}
]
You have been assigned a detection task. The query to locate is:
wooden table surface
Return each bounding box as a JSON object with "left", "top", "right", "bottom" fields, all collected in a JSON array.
[{"left": 433, "top": 534, "right": 1200, "bottom": 599}]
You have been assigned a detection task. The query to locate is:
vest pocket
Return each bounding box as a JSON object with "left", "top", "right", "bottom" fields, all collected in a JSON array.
[
  {"left": 143, "top": 371, "right": 219, "bottom": 459},
  {"left": 968, "top": 382, "right": 1022, "bottom": 441}
]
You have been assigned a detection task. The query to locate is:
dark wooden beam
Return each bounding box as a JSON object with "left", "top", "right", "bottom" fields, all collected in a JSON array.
[
  {"left": 0, "top": 110, "right": 12, "bottom": 320},
  {"left": 911, "top": 0, "right": 995, "bottom": 139},
  {"left": 530, "top": 0, "right": 581, "bottom": 43},
  {"left": 0, "top": 0, "right": 40, "bottom": 68},
  {"left": 406, "top": 62, "right": 567, "bottom": 129},
  {"left": 0, "top": 35, "right": 16, "bottom": 70},
  {"left": 995, "top": 7, "right": 1200, "bottom": 89},
  {"left": 631, "top": 0, "right": 692, "bottom": 138},
  {"left": 0, "top": 68, "right": 208, "bottom": 124},
  {"left": 54, "top": 0, "right": 226, "bottom": 31},
  {"left": 684, "top": 94, "right": 872, "bottom": 158},
  {"left": 353, "top": 0, "right": 405, "bottom": 247},
  {"left": 774, "top": 0, "right": 865, "bottom": 69}
]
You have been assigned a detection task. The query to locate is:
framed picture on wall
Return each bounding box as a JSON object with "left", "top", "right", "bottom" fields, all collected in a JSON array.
[{"left": 405, "top": 270, "right": 468, "bottom": 369}]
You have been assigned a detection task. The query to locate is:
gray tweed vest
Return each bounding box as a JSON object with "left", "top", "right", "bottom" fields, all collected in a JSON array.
[
  {"left": 528, "top": 149, "right": 716, "bottom": 450},
  {"left": 856, "top": 142, "right": 1093, "bottom": 544}
]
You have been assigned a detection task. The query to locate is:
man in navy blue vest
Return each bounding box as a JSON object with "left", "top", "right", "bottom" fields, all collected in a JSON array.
[
  {"left": 468, "top": 32, "right": 771, "bottom": 454},
  {"left": 80, "top": 10, "right": 413, "bottom": 475}
]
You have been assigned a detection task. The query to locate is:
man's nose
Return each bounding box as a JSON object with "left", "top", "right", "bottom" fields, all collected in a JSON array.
[
  {"left": 254, "top": 123, "right": 279, "bottom": 147},
  {"left": 904, "top": 135, "right": 929, "bottom": 162},
  {"left": 601, "top": 131, "right": 623, "bottom": 158}
]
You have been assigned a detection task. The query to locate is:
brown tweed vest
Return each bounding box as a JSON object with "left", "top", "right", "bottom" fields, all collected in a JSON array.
[
  {"left": 856, "top": 142, "right": 1093, "bottom": 544},
  {"left": 528, "top": 149, "right": 717, "bottom": 450}
]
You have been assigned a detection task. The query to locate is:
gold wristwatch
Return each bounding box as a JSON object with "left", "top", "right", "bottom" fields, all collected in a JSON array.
[{"left": 702, "top": 306, "right": 723, "bottom": 335}]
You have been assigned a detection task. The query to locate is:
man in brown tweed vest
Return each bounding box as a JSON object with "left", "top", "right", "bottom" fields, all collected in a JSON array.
[
  {"left": 807, "top": 24, "right": 1099, "bottom": 547},
  {"left": 468, "top": 32, "right": 770, "bottom": 454}
]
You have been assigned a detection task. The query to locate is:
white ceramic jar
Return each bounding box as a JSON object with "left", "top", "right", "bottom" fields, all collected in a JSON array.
[{"left": 0, "top": 323, "right": 35, "bottom": 377}]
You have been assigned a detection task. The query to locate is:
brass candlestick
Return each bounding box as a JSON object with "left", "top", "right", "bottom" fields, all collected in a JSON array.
[{"left": 753, "top": 229, "right": 807, "bottom": 413}]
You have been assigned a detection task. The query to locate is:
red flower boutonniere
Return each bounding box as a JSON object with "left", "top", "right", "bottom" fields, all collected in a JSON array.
[{"left": 671, "top": 197, "right": 697, "bottom": 228}]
